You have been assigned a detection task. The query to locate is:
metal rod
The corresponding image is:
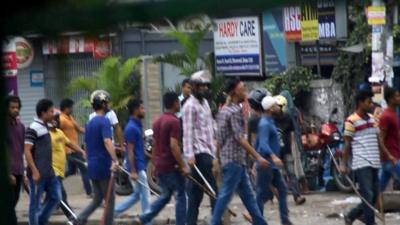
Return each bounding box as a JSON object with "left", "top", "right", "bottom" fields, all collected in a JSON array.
[
  {"left": 194, "top": 164, "right": 216, "bottom": 196},
  {"left": 60, "top": 200, "right": 78, "bottom": 220},
  {"left": 326, "top": 146, "right": 385, "bottom": 222},
  {"left": 118, "top": 165, "right": 160, "bottom": 197}
]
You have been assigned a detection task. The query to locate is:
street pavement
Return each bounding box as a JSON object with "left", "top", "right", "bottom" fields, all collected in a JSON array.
[{"left": 16, "top": 175, "right": 400, "bottom": 225}]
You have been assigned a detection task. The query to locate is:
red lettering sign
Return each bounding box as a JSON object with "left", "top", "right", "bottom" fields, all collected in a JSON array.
[{"left": 283, "top": 6, "right": 302, "bottom": 41}]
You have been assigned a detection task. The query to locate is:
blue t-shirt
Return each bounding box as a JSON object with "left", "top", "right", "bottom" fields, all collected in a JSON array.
[
  {"left": 85, "top": 115, "right": 113, "bottom": 180},
  {"left": 255, "top": 115, "right": 281, "bottom": 167},
  {"left": 124, "top": 117, "right": 147, "bottom": 172}
]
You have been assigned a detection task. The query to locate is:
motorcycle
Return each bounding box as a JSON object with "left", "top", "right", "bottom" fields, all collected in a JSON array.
[{"left": 301, "top": 108, "right": 353, "bottom": 192}]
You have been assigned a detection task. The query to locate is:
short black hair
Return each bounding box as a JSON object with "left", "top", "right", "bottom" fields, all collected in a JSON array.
[
  {"left": 163, "top": 92, "right": 179, "bottom": 109},
  {"left": 6, "top": 95, "right": 21, "bottom": 109},
  {"left": 127, "top": 99, "right": 143, "bottom": 114},
  {"left": 36, "top": 99, "right": 54, "bottom": 117},
  {"left": 355, "top": 90, "right": 374, "bottom": 107},
  {"left": 182, "top": 78, "right": 190, "bottom": 87},
  {"left": 224, "top": 77, "right": 241, "bottom": 94},
  {"left": 384, "top": 86, "right": 398, "bottom": 104},
  {"left": 60, "top": 98, "right": 74, "bottom": 111}
]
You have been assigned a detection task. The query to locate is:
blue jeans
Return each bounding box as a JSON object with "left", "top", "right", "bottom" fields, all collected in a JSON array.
[
  {"left": 347, "top": 167, "right": 379, "bottom": 225},
  {"left": 114, "top": 170, "right": 151, "bottom": 216},
  {"left": 65, "top": 152, "right": 92, "bottom": 195},
  {"left": 379, "top": 161, "right": 400, "bottom": 192},
  {"left": 211, "top": 162, "right": 267, "bottom": 225},
  {"left": 29, "top": 176, "right": 61, "bottom": 225},
  {"left": 140, "top": 171, "right": 186, "bottom": 225},
  {"left": 256, "top": 166, "right": 290, "bottom": 224}
]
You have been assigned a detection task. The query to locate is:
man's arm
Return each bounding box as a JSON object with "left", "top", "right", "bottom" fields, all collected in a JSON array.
[
  {"left": 340, "top": 136, "right": 352, "bottom": 174},
  {"left": 170, "top": 137, "right": 189, "bottom": 176},
  {"left": 104, "top": 138, "right": 119, "bottom": 171},
  {"left": 126, "top": 142, "right": 138, "bottom": 180},
  {"left": 237, "top": 138, "right": 269, "bottom": 168},
  {"left": 182, "top": 105, "right": 195, "bottom": 165},
  {"left": 65, "top": 142, "right": 86, "bottom": 158},
  {"left": 113, "top": 124, "right": 124, "bottom": 148},
  {"left": 73, "top": 121, "right": 85, "bottom": 133},
  {"left": 24, "top": 144, "right": 40, "bottom": 182},
  {"left": 256, "top": 123, "right": 282, "bottom": 166},
  {"left": 378, "top": 129, "right": 396, "bottom": 164}
]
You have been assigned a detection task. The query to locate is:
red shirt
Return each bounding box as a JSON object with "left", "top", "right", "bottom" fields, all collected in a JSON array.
[
  {"left": 379, "top": 108, "right": 400, "bottom": 161},
  {"left": 152, "top": 112, "right": 181, "bottom": 176}
]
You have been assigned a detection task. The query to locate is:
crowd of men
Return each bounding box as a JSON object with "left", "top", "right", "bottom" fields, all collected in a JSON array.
[{"left": 5, "top": 69, "right": 400, "bottom": 225}]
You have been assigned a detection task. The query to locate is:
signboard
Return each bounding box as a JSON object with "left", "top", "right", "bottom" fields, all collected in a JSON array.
[
  {"left": 214, "top": 17, "right": 263, "bottom": 76},
  {"left": 283, "top": 6, "right": 302, "bottom": 41},
  {"left": 30, "top": 70, "right": 44, "bottom": 87},
  {"left": 15, "top": 37, "right": 34, "bottom": 69},
  {"left": 318, "top": 0, "right": 336, "bottom": 39},
  {"left": 262, "top": 9, "right": 287, "bottom": 75},
  {"left": 43, "top": 37, "right": 110, "bottom": 59},
  {"left": 301, "top": 1, "right": 319, "bottom": 41},
  {"left": 367, "top": 6, "right": 385, "bottom": 25},
  {"left": 6, "top": 77, "right": 18, "bottom": 95},
  {"left": 2, "top": 39, "right": 17, "bottom": 77}
]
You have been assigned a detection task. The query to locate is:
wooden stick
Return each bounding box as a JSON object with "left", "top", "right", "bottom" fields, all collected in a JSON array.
[{"left": 100, "top": 173, "right": 115, "bottom": 225}]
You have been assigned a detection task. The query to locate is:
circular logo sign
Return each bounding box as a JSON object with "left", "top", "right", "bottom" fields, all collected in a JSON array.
[{"left": 15, "top": 37, "right": 34, "bottom": 69}]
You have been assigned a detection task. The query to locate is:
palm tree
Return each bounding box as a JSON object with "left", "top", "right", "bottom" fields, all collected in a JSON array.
[
  {"left": 66, "top": 56, "right": 141, "bottom": 121},
  {"left": 155, "top": 25, "right": 226, "bottom": 115}
]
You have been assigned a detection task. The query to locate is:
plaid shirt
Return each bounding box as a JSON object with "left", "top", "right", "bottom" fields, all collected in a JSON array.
[
  {"left": 182, "top": 95, "right": 216, "bottom": 159},
  {"left": 216, "top": 103, "right": 247, "bottom": 167}
]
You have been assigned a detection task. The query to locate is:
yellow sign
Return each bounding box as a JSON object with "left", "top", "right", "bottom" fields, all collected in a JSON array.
[
  {"left": 301, "top": 2, "right": 319, "bottom": 41},
  {"left": 367, "top": 6, "right": 385, "bottom": 25}
]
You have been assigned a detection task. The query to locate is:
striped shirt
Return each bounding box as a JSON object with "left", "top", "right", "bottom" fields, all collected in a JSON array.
[
  {"left": 344, "top": 112, "right": 381, "bottom": 170},
  {"left": 216, "top": 104, "right": 247, "bottom": 167},
  {"left": 182, "top": 95, "right": 216, "bottom": 159}
]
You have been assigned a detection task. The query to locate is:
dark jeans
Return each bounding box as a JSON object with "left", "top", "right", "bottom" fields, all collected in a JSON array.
[
  {"left": 347, "top": 167, "right": 379, "bottom": 225},
  {"left": 11, "top": 174, "right": 23, "bottom": 225},
  {"left": 65, "top": 152, "right": 92, "bottom": 195},
  {"left": 187, "top": 153, "right": 218, "bottom": 225},
  {"left": 29, "top": 176, "right": 61, "bottom": 225},
  {"left": 283, "top": 154, "right": 302, "bottom": 199},
  {"left": 77, "top": 179, "right": 115, "bottom": 225},
  {"left": 211, "top": 162, "right": 267, "bottom": 225},
  {"left": 140, "top": 171, "right": 187, "bottom": 225},
  {"left": 256, "top": 166, "right": 290, "bottom": 224}
]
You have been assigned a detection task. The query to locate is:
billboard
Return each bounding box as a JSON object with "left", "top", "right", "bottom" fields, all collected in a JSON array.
[{"left": 214, "top": 17, "right": 263, "bottom": 76}]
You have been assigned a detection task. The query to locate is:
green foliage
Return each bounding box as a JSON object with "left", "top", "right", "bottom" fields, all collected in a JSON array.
[
  {"left": 394, "top": 24, "right": 400, "bottom": 55},
  {"left": 264, "top": 66, "right": 316, "bottom": 97},
  {"left": 332, "top": 3, "right": 370, "bottom": 115},
  {"left": 154, "top": 25, "right": 211, "bottom": 77},
  {"left": 156, "top": 25, "right": 226, "bottom": 116},
  {"left": 66, "top": 56, "right": 142, "bottom": 121}
]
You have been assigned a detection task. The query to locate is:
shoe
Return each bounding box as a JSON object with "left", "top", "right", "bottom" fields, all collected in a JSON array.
[
  {"left": 294, "top": 196, "right": 306, "bottom": 205},
  {"left": 282, "top": 221, "right": 293, "bottom": 225},
  {"left": 132, "top": 216, "right": 143, "bottom": 225},
  {"left": 344, "top": 215, "right": 353, "bottom": 225}
]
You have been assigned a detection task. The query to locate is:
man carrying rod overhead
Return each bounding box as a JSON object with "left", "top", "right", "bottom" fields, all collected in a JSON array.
[
  {"left": 211, "top": 78, "right": 269, "bottom": 225},
  {"left": 75, "top": 90, "right": 119, "bottom": 225},
  {"left": 182, "top": 70, "right": 219, "bottom": 225}
]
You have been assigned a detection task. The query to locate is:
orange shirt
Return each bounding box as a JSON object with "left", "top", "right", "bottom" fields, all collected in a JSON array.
[{"left": 59, "top": 113, "right": 79, "bottom": 154}]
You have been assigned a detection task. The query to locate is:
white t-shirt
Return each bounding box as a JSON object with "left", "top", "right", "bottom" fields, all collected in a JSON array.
[{"left": 89, "top": 110, "right": 119, "bottom": 125}]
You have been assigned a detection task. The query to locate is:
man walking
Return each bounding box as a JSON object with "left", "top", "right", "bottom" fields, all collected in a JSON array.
[
  {"left": 59, "top": 98, "right": 92, "bottom": 197},
  {"left": 77, "top": 90, "right": 119, "bottom": 225},
  {"left": 114, "top": 99, "right": 151, "bottom": 218},
  {"left": 274, "top": 95, "right": 306, "bottom": 205},
  {"left": 6, "top": 96, "right": 25, "bottom": 225},
  {"left": 25, "top": 99, "right": 61, "bottom": 225},
  {"left": 379, "top": 87, "right": 400, "bottom": 191},
  {"left": 255, "top": 96, "right": 292, "bottom": 225},
  {"left": 182, "top": 70, "right": 218, "bottom": 225},
  {"left": 211, "top": 78, "right": 269, "bottom": 225},
  {"left": 137, "top": 92, "right": 189, "bottom": 225},
  {"left": 341, "top": 90, "right": 382, "bottom": 225}
]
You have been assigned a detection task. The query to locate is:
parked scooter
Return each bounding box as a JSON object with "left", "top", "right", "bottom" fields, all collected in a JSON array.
[{"left": 301, "top": 108, "right": 353, "bottom": 192}]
